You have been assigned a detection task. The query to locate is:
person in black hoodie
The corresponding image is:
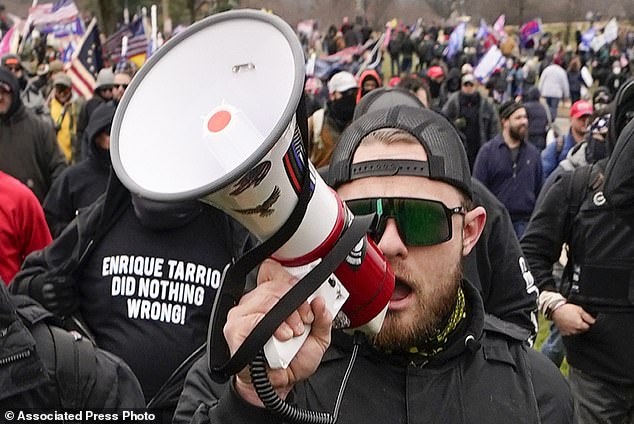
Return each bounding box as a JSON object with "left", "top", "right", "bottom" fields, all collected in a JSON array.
[
  {"left": 523, "top": 86, "right": 550, "bottom": 150},
  {"left": 43, "top": 102, "right": 115, "bottom": 237},
  {"left": 521, "top": 80, "right": 634, "bottom": 422},
  {"left": 0, "top": 67, "right": 67, "bottom": 203},
  {"left": 11, "top": 172, "right": 254, "bottom": 422},
  {"left": 0, "top": 276, "right": 145, "bottom": 410}
]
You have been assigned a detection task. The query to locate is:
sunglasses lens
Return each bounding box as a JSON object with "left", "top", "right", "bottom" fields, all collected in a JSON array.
[
  {"left": 345, "top": 199, "right": 384, "bottom": 242},
  {"left": 398, "top": 199, "right": 450, "bottom": 245},
  {"left": 346, "top": 198, "right": 453, "bottom": 246}
]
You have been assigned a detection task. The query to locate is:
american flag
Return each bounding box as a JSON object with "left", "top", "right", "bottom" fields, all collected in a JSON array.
[
  {"left": 29, "top": 0, "right": 80, "bottom": 31},
  {"left": 104, "top": 17, "right": 148, "bottom": 62},
  {"left": 67, "top": 18, "right": 103, "bottom": 99}
]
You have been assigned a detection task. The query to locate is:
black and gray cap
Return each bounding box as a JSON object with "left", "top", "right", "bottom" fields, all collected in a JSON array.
[
  {"left": 327, "top": 105, "right": 472, "bottom": 199},
  {"left": 353, "top": 86, "right": 424, "bottom": 120}
]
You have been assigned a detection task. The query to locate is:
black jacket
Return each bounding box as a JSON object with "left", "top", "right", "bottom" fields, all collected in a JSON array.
[
  {"left": 441, "top": 91, "right": 501, "bottom": 159},
  {"left": 523, "top": 87, "right": 549, "bottom": 150},
  {"left": 604, "top": 118, "right": 634, "bottom": 223},
  {"left": 466, "top": 178, "right": 538, "bottom": 335},
  {"left": 174, "top": 280, "right": 572, "bottom": 424},
  {"left": 0, "top": 68, "right": 67, "bottom": 202},
  {"left": 43, "top": 102, "right": 115, "bottom": 237},
  {"left": 0, "top": 280, "right": 144, "bottom": 410},
  {"left": 521, "top": 160, "right": 634, "bottom": 385},
  {"left": 10, "top": 173, "right": 254, "bottom": 415}
]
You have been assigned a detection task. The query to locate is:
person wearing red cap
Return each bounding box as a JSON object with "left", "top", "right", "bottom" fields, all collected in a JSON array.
[
  {"left": 425, "top": 65, "right": 448, "bottom": 109},
  {"left": 541, "top": 100, "right": 593, "bottom": 179}
]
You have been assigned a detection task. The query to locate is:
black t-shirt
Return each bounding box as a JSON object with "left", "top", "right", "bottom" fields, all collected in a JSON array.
[{"left": 77, "top": 204, "right": 234, "bottom": 401}]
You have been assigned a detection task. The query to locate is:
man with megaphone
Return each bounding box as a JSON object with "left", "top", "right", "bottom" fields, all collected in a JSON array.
[
  {"left": 176, "top": 105, "right": 573, "bottom": 424},
  {"left": 94, "top": 9, "right": 571, "bottom": 423}
]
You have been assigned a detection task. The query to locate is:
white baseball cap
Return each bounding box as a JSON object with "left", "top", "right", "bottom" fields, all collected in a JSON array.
[{"left": 328, "top": 71, "right": 357, "bottom": 94}]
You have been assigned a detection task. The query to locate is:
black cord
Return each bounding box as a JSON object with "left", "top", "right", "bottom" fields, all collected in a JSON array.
[{"left": 249, "top": 332, "right": 363, "bottom": 424}]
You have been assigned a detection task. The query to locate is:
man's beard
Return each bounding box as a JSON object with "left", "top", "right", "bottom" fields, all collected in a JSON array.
[
  {"left": 372, "top": 258, "right": 462, "bottom": 352},
  {"left": 509, "top": 124, "right": 527, "bottom": 141}
]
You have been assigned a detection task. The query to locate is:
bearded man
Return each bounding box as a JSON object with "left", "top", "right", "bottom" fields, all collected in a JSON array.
[
  {"left": 174, "top": 106, "right": 571, "bottom": 424},
  {"left": 473, "top": 100, "right": 543, "bottom": 238}
]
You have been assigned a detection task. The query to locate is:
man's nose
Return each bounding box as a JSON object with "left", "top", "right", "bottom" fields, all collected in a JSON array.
[{"left": 377, "top": 219, "right": 408, "bottom": 258}]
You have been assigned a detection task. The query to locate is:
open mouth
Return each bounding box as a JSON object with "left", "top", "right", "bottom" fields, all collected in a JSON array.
[{"left": 390, "top": 278, "right": 413, "bottom": 302}]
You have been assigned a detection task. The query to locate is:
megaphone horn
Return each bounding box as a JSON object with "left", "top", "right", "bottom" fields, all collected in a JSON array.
[{"left": 110, "top": 8, "right": 394, "bottom": 379}]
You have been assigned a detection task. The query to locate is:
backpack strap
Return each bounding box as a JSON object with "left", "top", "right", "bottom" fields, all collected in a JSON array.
[
  {"left": 564, "top": 164, "right": 595, "bottom": 242},
  {"left": 49, "top": 326, "right": 96, "bottom": 409},
  {"left": 560, "top": 164, "right": 596, "bottom": 296}
]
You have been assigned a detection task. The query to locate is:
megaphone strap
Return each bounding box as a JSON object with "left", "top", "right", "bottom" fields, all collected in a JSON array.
[
  {"left": 208, "top": 113, "right": 314, "bottom": 382},
  {"left": 214, "top": 213, "right": 375, "bottom": 380}
]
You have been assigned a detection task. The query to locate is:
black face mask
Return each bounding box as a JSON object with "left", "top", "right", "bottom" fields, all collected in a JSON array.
[
  {"left": 131, "top": 196, "right": 203, "bottom": 230},
  {"left": 429, "top": 80, "right": 441, "bottom": 97},
  {"left": 327, "top": 92, "right": 356, "bottom": 131},
  {"left": 585, "top": 136, "right": 608, "bottom": 163},
  {"left": 460, "top": 91, "right": 479, "bottom": 103}
]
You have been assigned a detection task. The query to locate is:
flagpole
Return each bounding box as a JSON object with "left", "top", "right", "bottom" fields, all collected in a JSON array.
[
  {"left": 121, "top": 35, "right": 128, "bottom": 58},
  {"left": 17, "top": 0, "right": 38, "bottom": 55},
  {"left": 151, "top": 4, "right": 158, "bottom": 51},
  {"left": 355, "top": 32, "right": 385, "bottom": 79}
]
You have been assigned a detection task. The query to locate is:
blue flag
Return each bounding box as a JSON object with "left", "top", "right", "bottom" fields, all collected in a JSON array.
[
  {"left": 476, "top": 19, "right": 488, "bottom": 41},
  {"left": 445, "top": 22, "right": 466, "bottom": 59},
  {"left": 580, "top": 27, "right": 596, "bottom": 52}
]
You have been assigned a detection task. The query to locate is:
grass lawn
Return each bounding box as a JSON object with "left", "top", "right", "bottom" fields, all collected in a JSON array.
[{"left": 535, "top": 313, "right": 569, "bottom": 376}]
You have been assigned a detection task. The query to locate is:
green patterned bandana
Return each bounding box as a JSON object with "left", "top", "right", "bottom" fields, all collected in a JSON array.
[{"left": 406, "top": 286, "right": 467, "bottom": 359}]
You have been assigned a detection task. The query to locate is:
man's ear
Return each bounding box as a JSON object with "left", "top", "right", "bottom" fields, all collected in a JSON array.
[{"left": 462, "top": 206, "right": 486, "bottom": 256}]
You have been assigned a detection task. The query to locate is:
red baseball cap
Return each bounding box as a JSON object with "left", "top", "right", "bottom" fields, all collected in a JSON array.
[
  {"left": 427, "top": 66, "right": 444, "bottom": 79},
  {"left": 570, "top": 100, "right": 593, "bottom": 119}
]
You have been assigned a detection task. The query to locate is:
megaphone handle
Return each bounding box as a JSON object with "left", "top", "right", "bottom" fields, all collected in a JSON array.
[
  {"left": 211, "top": 213, "right": 374, "bottom": 379},
  {"left": 263, "top": 270, "right": 348, "bottom": 369},
  {"left": 208, "top": 136, "right": 316, "bottom": 383}
]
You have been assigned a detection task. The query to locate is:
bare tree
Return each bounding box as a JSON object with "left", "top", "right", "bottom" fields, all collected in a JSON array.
[
  {"left": 620, "top": 0, "right": 634, "bottom": 20},
  {"left": 425, "top": 0, "right": 454, "bottom": 19},
  {"left": 518, "top": 0, "right": 526, "bottom": 24},
  {"left": 96, "top": 0, "right": 117, "bottom": 34}
]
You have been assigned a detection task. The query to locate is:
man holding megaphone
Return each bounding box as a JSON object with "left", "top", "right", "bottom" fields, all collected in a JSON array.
[
  {"left": 176, "top": 106, "right": 573, "bottom": 424},
  {"left": 96, "top": 9, "right": 571, "bottom": 423}
]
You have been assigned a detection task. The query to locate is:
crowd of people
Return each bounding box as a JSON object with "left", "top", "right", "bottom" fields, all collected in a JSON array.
[{"left": 1, "top": 5, "right": 634, "bottom": 424}]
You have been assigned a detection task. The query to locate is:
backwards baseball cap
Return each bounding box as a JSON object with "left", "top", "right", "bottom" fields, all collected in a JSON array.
[
  {"left": 353, "top": 86, "right": 424, "bottom": 120},
  {"left": 328, "top": 105, "right": 472, "bottom": 199},
  {"left": 570, "top": 100, "right": 593, "bottom": 119},
  {"left": 328, "top": 71, "right": 357, "bottom": 94}
]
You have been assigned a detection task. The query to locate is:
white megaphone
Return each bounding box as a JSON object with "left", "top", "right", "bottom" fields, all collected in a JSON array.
[{"left": 110, "top": 9, "right": 394, "bottom": 370}]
